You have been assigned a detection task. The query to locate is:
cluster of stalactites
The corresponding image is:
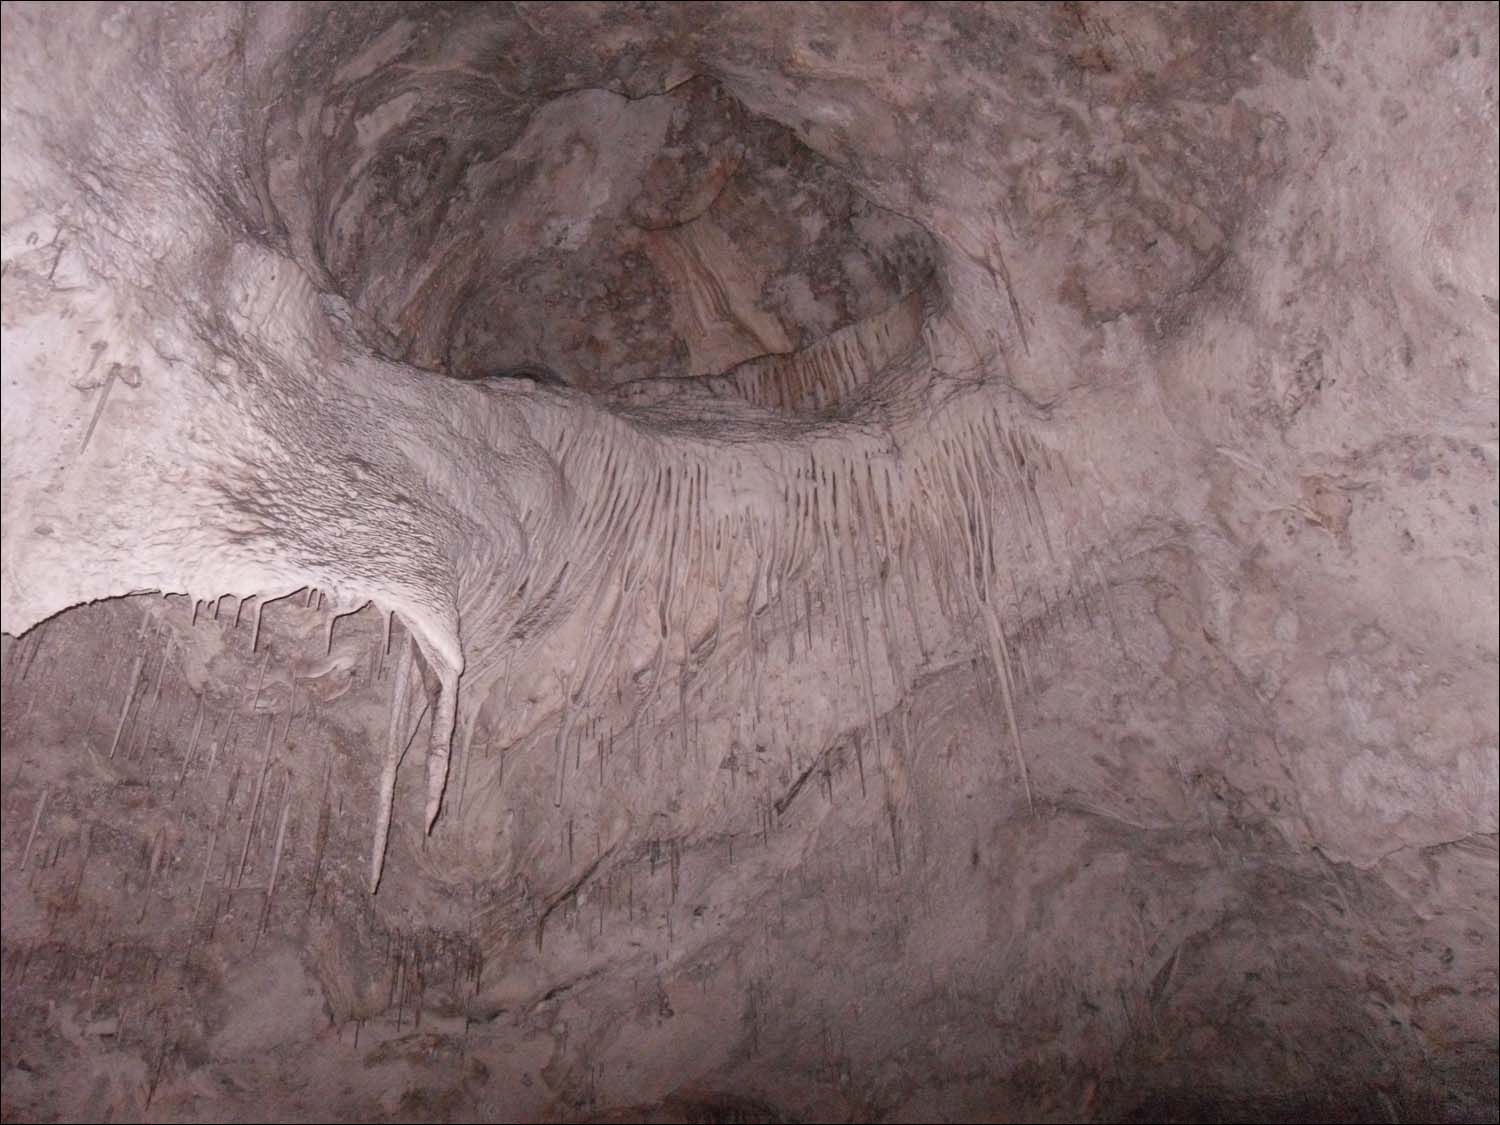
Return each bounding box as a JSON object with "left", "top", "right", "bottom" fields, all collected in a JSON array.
[{"left": 360, "top": 387, "right": 1074, "bottom": 890}]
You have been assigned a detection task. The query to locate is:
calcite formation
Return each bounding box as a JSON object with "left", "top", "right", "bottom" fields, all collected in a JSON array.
[{"left": 1, "top": 4, "right": 1495, "bottom": 1121}]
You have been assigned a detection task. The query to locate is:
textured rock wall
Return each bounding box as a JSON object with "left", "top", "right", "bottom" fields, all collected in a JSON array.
[{"left": 2, "top": 3, "right": 1496, "bottom": 1121}]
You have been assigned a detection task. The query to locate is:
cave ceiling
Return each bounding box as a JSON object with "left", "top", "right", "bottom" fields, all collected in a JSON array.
[{"left": 1, "top": 3, "right": 1496, "bottom": 1122}]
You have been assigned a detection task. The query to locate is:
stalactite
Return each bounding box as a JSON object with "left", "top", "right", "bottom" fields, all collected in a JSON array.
[
  {"left": 853, "top": 730, "right": 867, "bottom": 798},
  {"left": 235, "top": 714, "right": 280, "bottom": 889},
  {"left": 105, "top": 613, "right": 155, "bottom": 760},
  {"left": 257, "top": 769, "right": 288, "bottom": 939},
  {"left": 982, "top": 605, "right": 1033, "bottom": 812},
  {"left": 250, "top": 597, "right": 265, "bottom": 653},
  {"left": 76, "top": 360, "right": 118, "bottom": 455},
  {"left": 370, "top": 638, "right": 420, "bottom": 893},
  {"left": 19, "top": 786, "right": 49, "bottom": 870},
  {"left": 552, "top": 674, "right": 576, "bottom": 809},
  {"left": 173, "top": 695, "right": 207, "bottom": 795},
  {"left": 954, "top": 429, "right": 995, "bottom": 596},
  {"left": 422, "top": 652, "right": 460, "bottom": 834},
  {"left": 306, "top": 758, "right": 333, "bottom": 916},
  {"left": 132, "top": 634, "right": 171, "bottom": 760},
  {"left": 450, "top": 707, "right": 480, "bottom": 826},
  {"left": 658, "top": 464, "right": 683, "bottom": 640},
  {"left": 844, "top": 530, "right": 884, "bottom": 800}
]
